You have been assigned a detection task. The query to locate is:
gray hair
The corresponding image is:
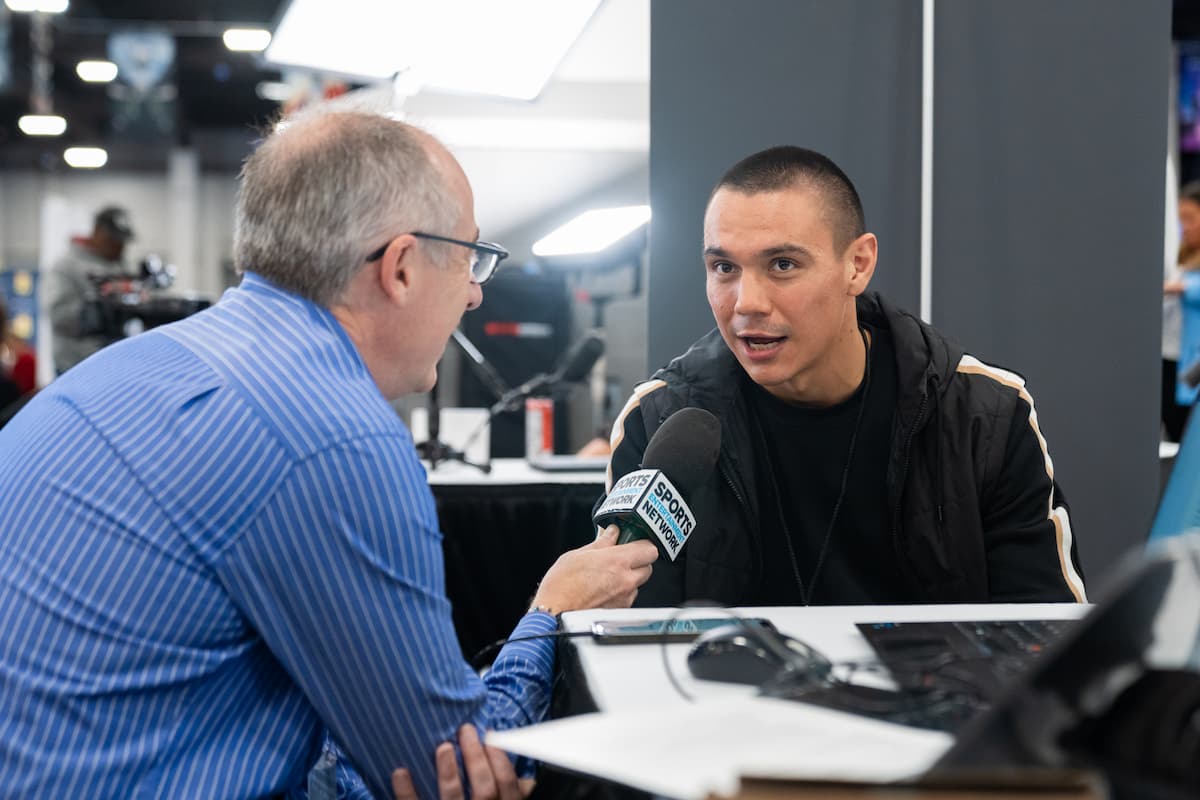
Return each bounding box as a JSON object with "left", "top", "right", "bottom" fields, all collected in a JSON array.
[{"left": 233, "top": 109, "right": 459, "bottom": 305}]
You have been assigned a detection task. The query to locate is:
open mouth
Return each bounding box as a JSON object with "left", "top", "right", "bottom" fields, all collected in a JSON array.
[{"left": 741, "top": 335, "right": 785, "bottom": 351}]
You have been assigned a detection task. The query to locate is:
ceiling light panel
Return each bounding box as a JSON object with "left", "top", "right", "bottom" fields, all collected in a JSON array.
[
  {"left": 5, "top": 0, "right": 69, "bottom": 13},
  {"left": 63, "top": 147, "right": 107, "bottom": 168},
  {"left": 76, "top": 60, "right": 118, "bottom": 83},
  {"left": 533, "top": 205, "right": 651, "bottom": 257},
  {"left": 255, "top": 81, "right": 294, "bottom": 102},
  {"left": 18, "top": 114, "right": 66, "bottom": 136},
  {"left": 267, "top": 0, "right": 600, "bottom": 99},
  {"left": 223, "top": 28, "right": 272, "bottom": 52}
]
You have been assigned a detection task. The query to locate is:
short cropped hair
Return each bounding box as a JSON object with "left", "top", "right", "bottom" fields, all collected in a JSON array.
[
  {"left": 712, "top": 146, "right": 866, "bottom": 253},
  {"left": 233, "top": 110, "right": 458, "bottom": 306},
  {"left": 1182, "top": 180, "right": 1200, "bottom": 207}
]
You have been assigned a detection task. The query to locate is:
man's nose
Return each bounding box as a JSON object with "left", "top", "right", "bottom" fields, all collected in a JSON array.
[
  {"left": 733, "top": 272, "right": 771, "bottom": 316},
  {"left": 465, "top": 280, "right": 483, "bottom": 311}
]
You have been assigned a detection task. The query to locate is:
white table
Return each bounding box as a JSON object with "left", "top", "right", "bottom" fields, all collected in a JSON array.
[
  {"left": 491, "top": 604, "right": 1095, "bottom": 799},
  {"left": 559, "top": 603, "right": 1089, "bottom": 713},
  {"left": 423, "top": 456, "right": 607, "bottom": 486}
]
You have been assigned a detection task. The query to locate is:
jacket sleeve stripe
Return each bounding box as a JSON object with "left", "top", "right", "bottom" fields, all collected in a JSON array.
[
  {"left": 1052, "top": 506, "right": 1085, "bottom": 602},
  {"left": 956, "top": 355, "right": 1087, "bottom": 602},
  {"left": 606, "top": 379, "right": 666, "bottom": 492}
]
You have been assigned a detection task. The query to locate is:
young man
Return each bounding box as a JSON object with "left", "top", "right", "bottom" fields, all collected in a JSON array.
[
  {"left": 0, "top": 110, "right": 658, "bottom": 799},
  {"left": 607, "top": 145, "right": 1085, "bottom": 608}
]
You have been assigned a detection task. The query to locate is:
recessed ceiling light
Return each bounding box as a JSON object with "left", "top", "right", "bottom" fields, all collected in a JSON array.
[
  {"left": 63, "top": 147, "right": 108, "bottom": 169},
  {"left": 5, "top": 0, "right": 69, "bottom": 12},
  {"left": 76, "top": 60, "right": 118, "bottom": 83},
  {"left": 533, "top": 205, "right": 652, "bottom": 257},
  {"left": 255, "top": 81, "right": 294, "bottom": 103},
  {"left": 223, "top": 28, "right": 272, "bottom": 52},
  {"left": 17, "top": 114, "right": 66, "bottom": 136}
]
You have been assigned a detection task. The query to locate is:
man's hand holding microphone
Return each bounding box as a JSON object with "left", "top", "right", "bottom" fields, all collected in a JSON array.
[{"left": 395, "top": 408, "right": 721, "bottom": 799}]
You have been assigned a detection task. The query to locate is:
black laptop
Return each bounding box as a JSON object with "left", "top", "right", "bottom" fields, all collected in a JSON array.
[
  {"left": 851, "top": 616, "right": 1078, "bottom": 729},
  {"left": 764, "top": 534, "right": 1200, "bottom": 791},
  {"left": 931, "top": 539, "right": 1194, "bottom": 778}
]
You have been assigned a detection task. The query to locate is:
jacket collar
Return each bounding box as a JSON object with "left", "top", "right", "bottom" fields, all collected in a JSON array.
[{"left": 857, "top": 292, "right": 960, "bottom": 395}]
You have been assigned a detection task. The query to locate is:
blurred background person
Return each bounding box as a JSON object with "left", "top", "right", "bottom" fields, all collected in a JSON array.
[
  {"left": 1165, "top": 181, "right": 1200, "bottom": 441},
  {"left": 45, "top": 205, "right": 135, "bottom": 375}
]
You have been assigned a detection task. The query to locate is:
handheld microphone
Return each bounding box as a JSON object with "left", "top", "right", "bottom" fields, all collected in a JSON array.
[{"left": 593, "top": 408, "right": 721, "bottom": 561}]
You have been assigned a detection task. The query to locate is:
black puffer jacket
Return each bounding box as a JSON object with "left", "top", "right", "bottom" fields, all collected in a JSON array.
[{"left": 605, "top": 292, "right": 1086, "bottom": 606}]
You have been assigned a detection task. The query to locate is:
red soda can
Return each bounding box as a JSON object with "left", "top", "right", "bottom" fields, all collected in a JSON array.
[{"left": 525, "top": 397, "right": 554, "bottom": 458}]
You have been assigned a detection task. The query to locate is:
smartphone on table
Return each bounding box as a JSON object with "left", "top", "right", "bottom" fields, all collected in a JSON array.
[{"left": 590, "top": 617, "right": 776, "bottom": 644}]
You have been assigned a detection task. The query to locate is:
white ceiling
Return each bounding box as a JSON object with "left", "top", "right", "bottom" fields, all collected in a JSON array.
[{"left": 400, "top": 0, "right": 650, "bottom": 243}]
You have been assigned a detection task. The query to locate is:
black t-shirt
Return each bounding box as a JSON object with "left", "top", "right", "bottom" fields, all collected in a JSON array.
[{"left": 745, "top": 323, "right": 912, "bottom": 605}]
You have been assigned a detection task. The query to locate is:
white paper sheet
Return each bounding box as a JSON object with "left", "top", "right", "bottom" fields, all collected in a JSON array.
[{"left": 488, "top": 696, "right": 954, "bottom": 800}]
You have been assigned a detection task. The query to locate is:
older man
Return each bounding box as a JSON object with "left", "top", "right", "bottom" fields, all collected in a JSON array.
[
  {"left": 0, "top": 110, "right": 657, "bottom": 799},
  {"left": 606, "top": 145, "right": 1085, "bottom": 608}
]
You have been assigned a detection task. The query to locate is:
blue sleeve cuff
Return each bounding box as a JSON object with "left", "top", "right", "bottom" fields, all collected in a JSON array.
[{"left": 504, "top": 610, "right": 559, "bottom": 662}]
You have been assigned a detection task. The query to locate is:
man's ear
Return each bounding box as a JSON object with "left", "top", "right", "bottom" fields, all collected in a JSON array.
[
  {"left": 845, "top": 232, "right": 877, "bottom": 297},
  {"left": 377, "top": 234, "right": 420, "bottom": 305}
]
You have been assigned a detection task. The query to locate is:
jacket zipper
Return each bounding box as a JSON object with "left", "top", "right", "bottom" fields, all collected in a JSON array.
[
  {"left": 720, "top": 460, "right": 763, "bottom": 581},
  {"left": 721, "top": 462, "right": 750, "bottom": 524},
  {"left": 890, "top": 390, "right": 930, "bottom": 560}
]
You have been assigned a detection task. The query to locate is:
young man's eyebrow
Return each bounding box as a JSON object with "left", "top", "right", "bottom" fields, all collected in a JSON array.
[
  {"left": 702, "top": 244, "right": 815, "bottom": 259},
  {"left": 759, "top": 243, "right": 815, "bottom": 259}
]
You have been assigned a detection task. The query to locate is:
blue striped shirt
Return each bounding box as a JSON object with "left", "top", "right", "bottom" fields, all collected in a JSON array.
[{"left": 0, "top": 272, "right": 557, "bottom": 799}]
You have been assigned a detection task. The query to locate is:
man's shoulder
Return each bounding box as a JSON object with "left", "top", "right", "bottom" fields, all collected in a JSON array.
[
  {"left": 949, "top": 352, "right": 1036, "bottom": 409},
  {"left": 164, "top": 302, "right": 402, "bottom": 458}
]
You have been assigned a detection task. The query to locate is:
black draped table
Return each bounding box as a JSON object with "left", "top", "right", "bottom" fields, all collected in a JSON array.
[{"left": 427, "top": 459, "right": 605, "bottom": 661}]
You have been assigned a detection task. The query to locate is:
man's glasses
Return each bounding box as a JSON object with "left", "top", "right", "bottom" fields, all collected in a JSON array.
[{"left": 364, "top": 232, "right": 509, "bottom": 285}]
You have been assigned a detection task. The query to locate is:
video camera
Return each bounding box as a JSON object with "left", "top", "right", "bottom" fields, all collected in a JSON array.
[{"left": 84, "top": 255, "right": 211, "bottom": 343}]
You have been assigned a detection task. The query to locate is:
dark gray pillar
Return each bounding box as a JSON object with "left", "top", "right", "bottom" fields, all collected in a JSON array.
[
  {"left": 648, "top": 0, "right": 923, "bottom": 371},
  {"left": 932, "top": 1, "right": 1170, "bottom": 579}
]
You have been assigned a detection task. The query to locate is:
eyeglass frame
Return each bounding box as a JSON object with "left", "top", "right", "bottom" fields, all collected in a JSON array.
[{"left": 364, "top": 231, "right": 509, "bottom": 285}]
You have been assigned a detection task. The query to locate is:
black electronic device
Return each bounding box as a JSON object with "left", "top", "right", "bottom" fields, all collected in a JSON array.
[
  {"left": 686, "top": 621, "right": 832, "bottom": 688},
  {"left": 526, "top": 454, "right": 608, "bottom": 472},
  {"left": 753, "top": 539, "right": 1200, "bottom": 796},
  {"left": 931, "top": 543, "right": 1183, "bottom": 776},
  {"left": 590, "top": 616, "right": 774, "bottom": 645},
  {"left": 86, "top": 258, "right": 210, "bottom": 344},
  {"left": 856, "top": 618, "right": 1076, "bottom": 703}
]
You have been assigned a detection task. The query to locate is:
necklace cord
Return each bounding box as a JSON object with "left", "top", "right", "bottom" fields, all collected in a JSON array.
[{"left": 762, "top": 324, "right": 872, "bottom": 606}]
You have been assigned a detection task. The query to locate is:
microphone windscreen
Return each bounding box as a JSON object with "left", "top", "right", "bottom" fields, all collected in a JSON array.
[
  {"left": 558, "top": 333, "right": 606, "bottom": 383},
  {"left": 641, "top": 408, "right": 722, "bottom": 495}
]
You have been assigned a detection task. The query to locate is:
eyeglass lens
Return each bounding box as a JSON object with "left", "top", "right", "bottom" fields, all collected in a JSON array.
[{"left": 472, "top": 252, "right": 498, "bottom": 284}]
